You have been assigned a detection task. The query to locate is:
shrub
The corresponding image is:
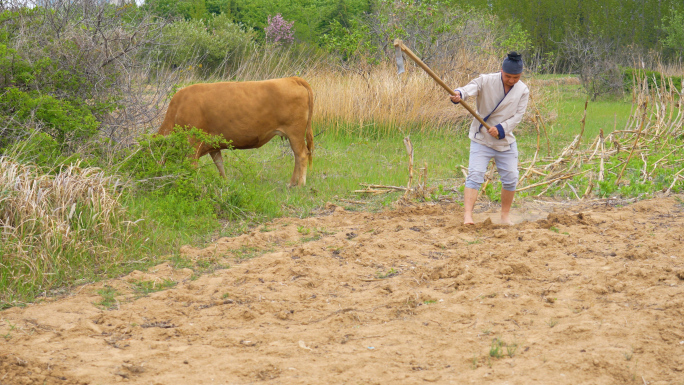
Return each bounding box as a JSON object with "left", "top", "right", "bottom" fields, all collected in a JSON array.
[
  {"left": 118, "top": 126, "right": 248, "bottom": 230},
  {"left": 622, "top": 67, "right": 683, "bottom": 92},
  {"left": 153, "top": 13, "right": 256, "bottom": 74},
  {"left": 264, "top": 13, "right": 295, "bottom": 45}
]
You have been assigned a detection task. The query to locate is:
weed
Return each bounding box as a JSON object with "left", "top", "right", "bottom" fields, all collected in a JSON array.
[
  {"left": 481, "top": 329, "right": 491, "bottom": 336},
  {"left": 506, "top": 342, "right": 518, "bottom": 358},
  {"left": 2, "top": 320, "right": 16, "bottom": 340},
  {"left": 423, "top": 300, "right": 437, "bottom": 305},
  {"left": 167, "top": 254, "right": 194, "bottom": 270},
  {"left": 549, "top": 226, "right": 559, "bottom": 233},
  {"left": 302, "top": 234, "right": 322, "bottom": 243},
  {"left": 195, "top": 259, "right": 230, "bottom": 275},
  {"left": 547, "top": 318, "right": 559, "bottom": 328},
  {"left": 95, "top": 286, "right": 119, "bottom": 310},
  {"left": 297, "top": 226, "right": 311, "bottom": 235},
  {"left": 467, "top": 239, "right": 482, "bottom": 245},
  {"left": 377, "top": 268, "right": 398, "bottom": 279},
  {"left": 624, "top": 346, "right": 634, "bottom": 361},
  {"left": 471, "top": 354, "right": 478, "bottom": 369},
  {"left": 675, "top": 196, "right": 684, "bottom": 208},
  {"left": 131, "top": 279, "right": 177, "bottom": 297},
  {"left": 489, "top": 338, "right": 504, "bottom": 358},
  {"left": 231, "top": 246, "right": 261, "bottom": 260},
  {"left": 222, "top": 293, "right": 230, "bottom": 299}
]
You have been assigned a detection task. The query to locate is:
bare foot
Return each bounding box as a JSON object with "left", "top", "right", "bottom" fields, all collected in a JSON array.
[
  {"left": 464, "top": 214, "right": 475, "bottom": 225},
  {"left": 500, "top": 215, "right": 514, "bottom": 226}
]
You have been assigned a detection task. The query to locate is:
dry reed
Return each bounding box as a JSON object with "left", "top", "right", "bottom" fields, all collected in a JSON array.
[
  {"left": 196, "top": 41, "right": 520, "bottom": 137},
  {"left": 512, "top": 76, "right": 684, "bottom": 197},
  {"left": 0, "top": 157, "right": 132, "bottom": 302}
]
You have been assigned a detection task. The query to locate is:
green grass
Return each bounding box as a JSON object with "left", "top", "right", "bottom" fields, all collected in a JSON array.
[
  {"left": 95, "top": 286, "right": 120, "bottom": 310},
  {"left": 131, "top": 279, "right": 177, "bottom": 297}
]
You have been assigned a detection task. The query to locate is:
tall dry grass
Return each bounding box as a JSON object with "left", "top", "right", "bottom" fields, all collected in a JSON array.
[
  {"left": 203, "top": 43, "right": 533, "bottom": 136},
  {"left": 0, "top": 157, "right": 136, "bottom": 303}
]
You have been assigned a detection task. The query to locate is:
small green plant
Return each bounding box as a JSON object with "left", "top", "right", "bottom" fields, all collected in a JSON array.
[
  {"left": 675, "top": 196, "right": 684, "bottom": 208},
  {"left": 547, "top": 318, "right": 559, "bottom": 328},
  {"left": 489, "top": 338, "right": 504, "bottom": 358},
  {"left": 231, "top": 246, "right": 261, "bottom": 260},
  {"left": 481, "top": 329, "right": 491, "bottom": 336},
  {"left": 131, "top": 279, "right": 177, "bottom": 297},
  {"left": 624, "top": 347, "right": 634, "bottom": 361},
  {"left": 221, "top": 293, "right": 230, "bottom": 299},
  {"left": 549, "top": 226, "right": 559, "bottom": 233},
  {"left": 2, "top": 320, "right": 16, "bottom": 341},
  {"left": 423, "top": 300, "right": 437, "bottom": 305},
  {"left": 167, "top": 254, "right": 194, "bottom": 270},
  {"left": 377, "top": 268, "right": 398, "bottom": 279},
  {"left": 297, "top": 226, "right": 311, "bottom": 235},
  {"left": 506, "top": 342, "right": 518, "bottom": 358},
  {"left": 95, "top": 286, "right": 119, "bottom": 310},
  {"left": 471, "top": 354, "right": 479, "bottom": 369}
]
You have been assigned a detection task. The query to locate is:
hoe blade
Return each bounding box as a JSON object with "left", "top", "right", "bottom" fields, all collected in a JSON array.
[{"left": 395, "top": 44, "right": 405, "bottom": 75}]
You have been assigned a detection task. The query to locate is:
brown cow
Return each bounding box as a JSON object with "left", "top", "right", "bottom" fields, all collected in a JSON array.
[{"left": 158, "top": 77, "right": 314, "bottom": 186}]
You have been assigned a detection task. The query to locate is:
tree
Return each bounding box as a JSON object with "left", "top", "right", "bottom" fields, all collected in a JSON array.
[{"left": 662, "top": 9, "right": 684, "bottom": 56}]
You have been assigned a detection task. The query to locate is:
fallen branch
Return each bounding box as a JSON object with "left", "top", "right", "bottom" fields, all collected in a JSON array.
[{"left": 517, "top": 170, "right": 588, "bottom": 192}]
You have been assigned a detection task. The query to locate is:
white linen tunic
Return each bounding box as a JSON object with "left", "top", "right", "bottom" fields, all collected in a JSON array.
[{"left": 456, "top": 72, "right": 529, "bottom": 152}]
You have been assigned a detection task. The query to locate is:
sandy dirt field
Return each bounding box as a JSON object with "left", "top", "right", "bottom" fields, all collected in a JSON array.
[{"left": 1, "top": 195, "right": 683, "bottom": 385}]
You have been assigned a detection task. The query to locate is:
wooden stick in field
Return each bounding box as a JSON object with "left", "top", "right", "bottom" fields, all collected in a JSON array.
[
  {"left": 616, "top": 102, "right": 648, "bottom": 185},
  {"left": 404, "top": 136, "right": 414, "bottom": 192}
]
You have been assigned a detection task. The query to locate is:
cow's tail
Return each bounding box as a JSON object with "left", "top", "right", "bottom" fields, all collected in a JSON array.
[
  {"left": 157, "top": 96, "right": 179, "bottom": 136},
  {"left": 302, "top": 78, "right": 314, "bottom": 167}
]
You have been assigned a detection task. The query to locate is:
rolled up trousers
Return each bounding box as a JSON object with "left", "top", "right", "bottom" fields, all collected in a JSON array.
[{"left": 465, "top": 140, "right": 519, "bottom": 192}]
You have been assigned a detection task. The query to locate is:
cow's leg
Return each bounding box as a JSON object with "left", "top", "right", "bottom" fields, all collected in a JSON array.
[
  {"left": 209, "top": 150, "right": 227, "bottom": 178},
  {"left": 287, "top": 134, "right": 309, "bottom": 187}
]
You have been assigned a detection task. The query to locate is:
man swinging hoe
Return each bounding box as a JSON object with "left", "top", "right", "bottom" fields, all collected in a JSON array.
[
  {"left": 393, "top": 41, "right": 529, "bottom": 225},
  {"left": 450, "top": 52, "right": 529, "bottom": 225}
]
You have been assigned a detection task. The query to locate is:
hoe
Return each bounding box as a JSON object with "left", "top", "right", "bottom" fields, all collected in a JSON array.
[{"left": 393, "top": 39, "right": 492, "bottom": 132}]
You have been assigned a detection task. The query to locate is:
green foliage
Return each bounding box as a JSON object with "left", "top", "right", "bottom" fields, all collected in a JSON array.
[
  {"left": 118, "top": 126, "right": 250, "bottom": 233},
  {"left": 662, "top": 9, "right": 684, "bottom": 53},
  {"left": 153, "top": 13, "right": 255, "bottom": 73},
  {"left": 0, "top": 43, "right": 105, "bottom": 148},
  {"left": 622, "top": 68, "right": 683, "bottom": 92},
  {"left": 4, "top": 131, "right": 78, "bottom": 168},
  {"left": 321, "top": 18, "right": 374, "bottom": 61},
  {"left": 131, "top": 278, "right": 177, "bottom": 297},
  {"left": 470, "top": 0, "right": 684, "bottom": 62},
  {"left": 0, "top": 88, "right": 100, "bottom": 144},
  {"left": 95, "top": 286, "right": 120, "bottom": 310},
  {"left": 491, "top": 19, "right": 533, "bottom": 53}
]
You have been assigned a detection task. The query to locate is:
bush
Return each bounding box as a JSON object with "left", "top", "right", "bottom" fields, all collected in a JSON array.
[
  {"left": 118, "top": 126, "right": 248, "bottom": 230},
  {"left": 153, "top": 13, "right": 256, "bottom": 74},
  {"left": 622, "top": 67, "right": 683, "bottom": 92},
  {"left": 559, "top": 32, "right": 624, "bottom": 100}
]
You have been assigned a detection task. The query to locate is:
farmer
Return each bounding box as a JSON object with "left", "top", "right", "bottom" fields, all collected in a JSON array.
[{"left": 450, "top": 51, "right": 529, "bottom": 225}]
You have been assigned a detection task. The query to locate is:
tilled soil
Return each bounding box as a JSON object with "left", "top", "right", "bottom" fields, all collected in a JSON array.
[{"left": 1, "top": 196, "right": 684, "bottom": 385}]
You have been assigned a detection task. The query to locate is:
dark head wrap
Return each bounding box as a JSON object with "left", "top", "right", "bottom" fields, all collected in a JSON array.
[{"left": 502, "top": 51, "right": 523, "bottom": 74}]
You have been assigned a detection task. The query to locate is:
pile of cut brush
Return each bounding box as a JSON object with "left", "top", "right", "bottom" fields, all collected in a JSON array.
[{"left": 502, "top": 76, "right": 683, "bottom": 200}]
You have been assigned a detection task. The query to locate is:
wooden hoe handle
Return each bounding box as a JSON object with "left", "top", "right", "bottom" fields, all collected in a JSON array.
[{"left": 393, "top": 39, "right": 491, "bottom": 130}]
